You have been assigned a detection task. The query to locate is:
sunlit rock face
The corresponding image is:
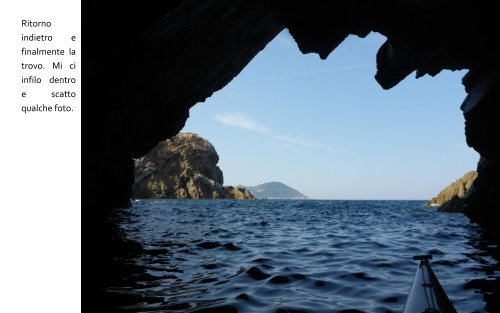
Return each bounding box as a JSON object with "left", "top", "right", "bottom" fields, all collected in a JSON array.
[
  {"left": 426, "top": 171, "right": 478, "bottom": 212},
  {"left": 132, "top": 133, "right": 254, "bottom": 200},
  {"left": 84, "top": 1, "right": 499, "bottom": 232}
]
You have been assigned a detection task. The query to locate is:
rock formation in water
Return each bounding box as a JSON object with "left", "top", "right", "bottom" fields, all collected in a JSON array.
[
  {"left": 132, "top": 133, "right": 254, "bottom": 200},
  {"left": 426, "top": 171, "right": 477, "bottom": 212},
  {"left": 245, "top": 182, "right": 308, "bottom": 199},
  {"left": 223, "top": 186, "right": 255, "bottom": 200}
]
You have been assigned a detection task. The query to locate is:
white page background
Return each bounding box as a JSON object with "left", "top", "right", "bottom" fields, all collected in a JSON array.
[{"left": 0, "top": 1, "right": 81, "bottom": 312}]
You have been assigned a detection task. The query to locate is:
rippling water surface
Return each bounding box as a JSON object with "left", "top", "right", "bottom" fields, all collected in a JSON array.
[{"left": 107, "top": 200, "right": 499, "bottom": 312}]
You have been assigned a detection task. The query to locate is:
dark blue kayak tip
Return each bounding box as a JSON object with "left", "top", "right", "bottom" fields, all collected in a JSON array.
[
  {"left": 403, "top": 255, "right": 457, "bottom": 313},
  {"left": 413, "top": 254, "right": 433, "bottom": 261}
]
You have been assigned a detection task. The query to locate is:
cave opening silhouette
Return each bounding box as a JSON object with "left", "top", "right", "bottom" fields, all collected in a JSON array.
[{"left": 83, "top": 0, "right": 499, "bottom": 309}]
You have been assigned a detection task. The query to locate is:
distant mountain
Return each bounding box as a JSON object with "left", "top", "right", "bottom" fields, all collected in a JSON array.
[{"left": 244, "top": 182, "right": 308, "bottom": 199}]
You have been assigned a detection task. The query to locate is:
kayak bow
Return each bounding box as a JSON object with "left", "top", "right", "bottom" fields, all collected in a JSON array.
[{"left": 403, "top": 255, "right": 457, "bottom": 313}]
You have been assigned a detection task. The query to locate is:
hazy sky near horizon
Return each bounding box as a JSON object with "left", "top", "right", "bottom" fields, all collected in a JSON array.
[{"left": 183, "top": 30, "right": 478, "bottom": 200}]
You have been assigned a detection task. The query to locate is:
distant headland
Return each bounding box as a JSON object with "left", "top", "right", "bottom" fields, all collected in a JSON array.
[{"left": 244, "top": 182, "right": 308, "bottom": 199}]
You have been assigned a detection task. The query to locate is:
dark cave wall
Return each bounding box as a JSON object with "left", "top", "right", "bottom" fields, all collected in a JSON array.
[
  {"left": 461, "top": 71, "right": 500, "bottom": 230},
  {"left": 83, "top": 0, "right": 499, "bottom": 234}
]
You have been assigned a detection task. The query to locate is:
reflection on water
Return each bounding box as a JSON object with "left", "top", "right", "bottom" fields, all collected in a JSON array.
[
  {"left": 463, "top": 230, "right": 500, "bottom": 312},
  {"left": 105, "top": 200, "right": 499, "bottom": 312}
]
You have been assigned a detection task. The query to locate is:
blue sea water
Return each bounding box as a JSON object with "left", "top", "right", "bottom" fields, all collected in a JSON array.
[{"left": 108, "top": 200, "right": 499, "bottom": 312}]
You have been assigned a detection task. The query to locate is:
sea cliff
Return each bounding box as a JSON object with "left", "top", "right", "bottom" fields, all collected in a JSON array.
[{"left": 426, "top": 171, "right": 477, "bottom": 212}]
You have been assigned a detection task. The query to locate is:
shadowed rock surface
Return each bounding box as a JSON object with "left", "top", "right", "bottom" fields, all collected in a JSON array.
[
  {"left": 133, "top": 133, "right": 254, "bottom": 199},
  {"left": 426, "top": 171, "right": 477, "bottom": 212},
  {"left": 245, "top": 182, "right": 308, "bottom": 199}
]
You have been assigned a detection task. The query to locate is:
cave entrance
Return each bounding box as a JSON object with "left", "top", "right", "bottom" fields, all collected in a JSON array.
[
  {"left": 180, "top": 30, "right": 478, "bottom": 201},
  {"left": 110, "top": 26, "right": 494, "bottom": 313}
]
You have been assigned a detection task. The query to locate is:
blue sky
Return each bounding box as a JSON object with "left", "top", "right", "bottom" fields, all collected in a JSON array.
[{"left": 183, "top": 31, "right": 478, "bottom": 200}]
